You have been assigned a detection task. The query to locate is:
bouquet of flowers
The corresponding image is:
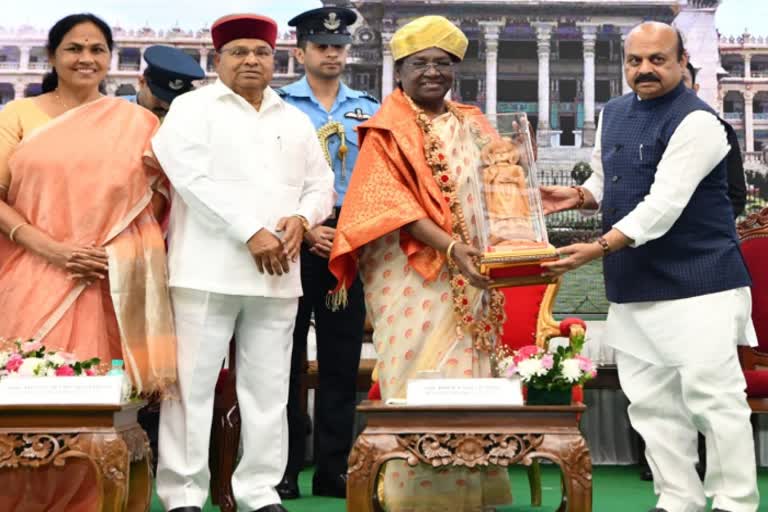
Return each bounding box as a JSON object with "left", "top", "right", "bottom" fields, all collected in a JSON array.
[
  {"left": 0, "top": 339, "right": 101, "bottom": 378},
  {"left": 497, "top": 331, "right": 596, "bottom": 391}
]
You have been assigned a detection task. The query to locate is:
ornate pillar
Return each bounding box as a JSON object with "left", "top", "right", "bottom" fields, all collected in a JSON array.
[
  {"left": 533, "top": 22, "right": 555, "bottom": 148},
  {"left": 480, "top": 21, "right": 504, "bottom": 122},
  {"left": 744, "top": 53, "right": 752, "bottom": 79},
  {"left": 200, "top": 50, "right": 208, "bottom": 73},
  {"left": 14, "top": 82, "right": 26, "bottom": 99},
  {"left": 579, "top": 23, "right": 598, "bottom": 146},
  {"left": 287, "top": 54, "right": 295, "bottom": 75},
  {"left": 19, "top": 46, "right": 31, "bottom": 71},
  {"left": 381, "top": 29, "right": 395, "bottom": 99},
  {"left": 744, "top": 89, "right": 755, "bottom": 152},
  {"left": 139, "top": 47, "right": 147, "bottom": 72},
  {"left": 110, "top": 47, "right": 119, "bottom": 71},
  {"left": 105, "top": 81, "right": 118, "bottom": 96},
  {"left": 620, "top": 26, "right": 633, "bottom": 94}
]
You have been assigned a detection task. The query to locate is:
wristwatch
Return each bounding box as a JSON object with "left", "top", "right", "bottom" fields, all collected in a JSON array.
[{"left": 294, "top": 214, "right": 311, "bottom": 233}]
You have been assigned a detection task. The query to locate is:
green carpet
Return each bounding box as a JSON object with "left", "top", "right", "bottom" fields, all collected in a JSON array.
[{"left": 149, "top": 465, "right": 768, "bottom": 511}]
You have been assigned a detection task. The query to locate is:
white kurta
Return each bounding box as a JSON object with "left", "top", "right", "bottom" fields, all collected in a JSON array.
[
  {"left": 152, "top": 79, "right": 335, "bottom": 297},
  {"left": 583, "top": 110, "right": 757, "bottom": 364},
  {"left": 151, "top": 80, "right": 335, "bottom": 511},
  {"left": 582, "top": 108, "right": 759, "bottom": 512}
]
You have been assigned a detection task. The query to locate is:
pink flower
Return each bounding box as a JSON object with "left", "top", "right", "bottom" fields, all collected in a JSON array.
[
  {"left": 575, "top": 355, "right": 594, "bottom": 373},
  {"left": 20, "top": 341, "right": 43, "bottom": 354},
  {"left": 513, "top": 345, "right": 542, "bottom": 364},
  {"left": 85, "top": 369, "right": 95, "bottom": 376},
  {"left": 5, "top": 354, "right": 23, "bottom": 372},
  {"left": 55, "top": 365, "right": 75, "bottom": 377},
  {"left": 504, "top": 364, "right": 518, "bottom": 378},
  {"left": 541, "top": 354, "right": 554, "bottom": 370}
]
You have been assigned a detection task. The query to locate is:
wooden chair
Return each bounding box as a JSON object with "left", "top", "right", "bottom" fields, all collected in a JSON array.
[
  {"left": 209, "top": 341, "right": 239, "bottom": 512},
  {"left": 737, "top": 207, "right": 768, "bottom": 413}
]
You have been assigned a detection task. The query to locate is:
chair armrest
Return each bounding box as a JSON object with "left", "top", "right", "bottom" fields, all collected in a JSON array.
[{"left": 739, "top": 345, "right": 768, "bottom": 370}]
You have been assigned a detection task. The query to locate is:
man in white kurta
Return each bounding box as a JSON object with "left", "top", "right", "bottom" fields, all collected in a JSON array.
[
  {"left": 151, "top": 14, "right": 334, "bottom": 512},
  {"left": 541, "top": 22, "right": 758, "bottom": 512}
]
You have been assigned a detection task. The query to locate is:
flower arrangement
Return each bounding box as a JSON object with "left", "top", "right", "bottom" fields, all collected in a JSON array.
[
  {"left": 0, "top": 339, "right": 101, "bottom": 378},
  {"left": 497, "top": 331, "right": 596, "bottom": 392}
]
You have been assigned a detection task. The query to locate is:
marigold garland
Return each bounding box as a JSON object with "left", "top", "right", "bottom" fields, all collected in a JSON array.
[{"left": 404, "top": 94, "right": 505, "bottom": 352}]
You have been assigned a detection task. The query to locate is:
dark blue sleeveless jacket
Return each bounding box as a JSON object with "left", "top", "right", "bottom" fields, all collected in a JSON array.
[{"left": 600, "top": 82, "right": 750, "bottom": 303}]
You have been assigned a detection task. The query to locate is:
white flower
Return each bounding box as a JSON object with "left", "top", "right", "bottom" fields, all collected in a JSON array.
[
  {"left": 46, "top": 353, "right": 67, "bottom": 367},
  {"left": 560, "top": 359, "right": 583, "bottom": 383},
  {"left": 0, "top": 351, "right": 9, "bottom": 369},
  {"left": 45, "top": 368, "right": 57, "bottom": 377},
  {"left": 517, "top": 358, "right": 548, "bottom": 381},
  {"left": 17, "top": 357, "right": 45, "bottom": 377}
]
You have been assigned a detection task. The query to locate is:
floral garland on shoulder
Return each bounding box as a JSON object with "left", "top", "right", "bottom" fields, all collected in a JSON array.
[{"left": 404, "top": 93, "right": 505, "bottom": 352}]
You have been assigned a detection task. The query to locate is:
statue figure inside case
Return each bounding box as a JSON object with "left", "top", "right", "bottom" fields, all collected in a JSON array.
[{"left": 469, "top": 113, "right": 558, "bottom": 287}]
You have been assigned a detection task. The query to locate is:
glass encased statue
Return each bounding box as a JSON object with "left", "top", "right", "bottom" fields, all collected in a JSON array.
[{"left": 468, "top": 112, "right": 558, "bottom": 287}]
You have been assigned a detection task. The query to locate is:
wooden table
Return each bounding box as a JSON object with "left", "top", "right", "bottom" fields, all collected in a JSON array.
[
  {"left": 348, "top": 400, "right": 592, "bottom": 512},
  {"left": 0, "top": 402, "right": 151, "bottom": 512}
]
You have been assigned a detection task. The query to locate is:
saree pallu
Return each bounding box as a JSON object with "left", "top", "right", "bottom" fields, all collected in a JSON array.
[
  {"left": 358, "top": 111, "right": 512, "bottom": 511},
  {"left": 0, "top": 97, "right": 176, "bottom": 395}
]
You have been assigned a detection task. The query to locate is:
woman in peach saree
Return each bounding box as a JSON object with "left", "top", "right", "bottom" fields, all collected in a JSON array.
[
  {"left": 0, "top": 14, "right": 175, "bottom": 512},
  {"left": 329, "top": 17, "right": 511, "bottom": 512}
]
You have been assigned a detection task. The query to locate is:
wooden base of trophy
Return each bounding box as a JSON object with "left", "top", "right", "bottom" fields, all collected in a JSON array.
[{"left": 479, "top": 244, "right": 559, "bottom": 288}]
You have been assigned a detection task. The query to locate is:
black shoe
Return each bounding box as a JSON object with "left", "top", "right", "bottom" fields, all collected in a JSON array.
[
  {"left": 640, "top": 468, "right": 654, "bottom": 481},
  {"left": 312, "top": 472, "right": 347, "bottom": 498},
  {"left": 648, "top": 509, "right": 668, "bottom": 512},
  {"left": 251, "top": 505, "right": 288, "bottom": 512},
  {"left": 168, "top": 508, "right": 202, "bottom": 512},
  {"left": 276, "top": 474, "right": 300, "bottom": 500},
  {"left": 712, "top": 509, "right": 732, "bottom": 512}
]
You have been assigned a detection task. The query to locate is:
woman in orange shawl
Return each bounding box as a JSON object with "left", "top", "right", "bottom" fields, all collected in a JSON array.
[
  {"left": 0, "top": 14, "right": 176, "bottom": 394},
  {"left": 329, "top": 16, "right": 511, "bottom": 512}
]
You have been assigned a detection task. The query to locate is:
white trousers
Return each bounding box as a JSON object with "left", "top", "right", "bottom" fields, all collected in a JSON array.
[
  {"left": 617, "top": 348, "right": 759, "bottom": 512},
  {"left": 157, "top": 287, "right": 297, "bottom": 511}
]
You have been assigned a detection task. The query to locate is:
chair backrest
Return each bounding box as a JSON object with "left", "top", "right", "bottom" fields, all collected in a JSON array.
[
  {"left": 498, "top": 280, "right": 562, "bottom": 353},
  {"left": 738, "top": 207, "right": 768, "bottom": 352}
]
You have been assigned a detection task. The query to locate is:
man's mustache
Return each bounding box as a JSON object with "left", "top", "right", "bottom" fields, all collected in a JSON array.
[{"left": 635, "top": 73, "right": 661, "bottom": 84}]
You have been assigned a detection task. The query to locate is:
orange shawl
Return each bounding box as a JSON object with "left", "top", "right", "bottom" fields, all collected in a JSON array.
[
  {"left": 0, "top": 97, "right": 176, "bottom": 394},
  {"left": 329, "top": 89, "right": 485, "bottom": 291}
]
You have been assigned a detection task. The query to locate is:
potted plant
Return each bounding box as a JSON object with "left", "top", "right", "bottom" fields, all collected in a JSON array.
[{"left": 498, "top": 331, "right": 596, "bottom": 405}]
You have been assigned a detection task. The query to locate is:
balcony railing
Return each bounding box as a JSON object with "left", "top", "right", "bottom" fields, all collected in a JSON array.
[
  {"left": 0, "top": 62, "right": 20, "bottom": 70},
  {"left": 118, "top": 63, "right": 140, "bottom": 71},
  {"left": 723, "top": 112, "right": 744, "bottom": 120},
  {"left": 497, "top": 101, "right": 537, "bottom": 113},
  {"left": 27, "top": 62, "right": 48, "bottom": 70}
]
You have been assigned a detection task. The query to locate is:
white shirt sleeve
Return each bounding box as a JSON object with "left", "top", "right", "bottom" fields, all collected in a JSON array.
[
  {"left": 152, "top": 98, "right": 266, "bottom": 243},
  {"left": 613, "top": 110, "right": 730, "bottom": 247},
  {"left": 294, "top": 117, "right": 336, "bottom": 227},
  {"left": 582, "top": 111, "right": 604, "bottom": 207}
]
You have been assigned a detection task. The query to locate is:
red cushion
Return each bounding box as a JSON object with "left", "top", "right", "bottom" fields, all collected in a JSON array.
[
  {"left": 741, "top": 237, "right": 768, "bottom": 351},
  {"left": 559, "top": 317, "right": 587, "bottom": 337},
  {"left": 745, "top": 369, "right": 768, "bottom": 398},
  {"left": 500, "top": 285, "right": 547, "bottom": 352},
  {"left": 368, "top": 381, "right": 381, "bottom": 400}
]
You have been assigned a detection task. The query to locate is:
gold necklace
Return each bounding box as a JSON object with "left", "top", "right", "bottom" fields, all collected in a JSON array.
[{"left": 54, "top": 89, "right": 73, "bottom": 110}]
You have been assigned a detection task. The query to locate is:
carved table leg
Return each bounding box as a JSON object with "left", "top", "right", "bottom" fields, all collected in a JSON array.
[
  {"left": 347, "top": 432, "right": 405, "bottom": 512},
  {"left": 79, "top": 433, "right": 131, "bottom": 512},
  {"left": 121, "top": 426, "right": 152, "bottom": 512},
  {"left": 527, "top": 459, "right": 542, "bottom": 506},
  {"left": 531, "top": 434, "right": 592, "bottom": 512}
]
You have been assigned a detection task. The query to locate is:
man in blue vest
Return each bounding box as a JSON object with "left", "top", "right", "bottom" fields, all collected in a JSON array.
[
  {"left": 540, "top": 22, "right": 758, "bottom": 512},
  {"left": 275, "top": 6, "right": 379, "bottom": 500}
]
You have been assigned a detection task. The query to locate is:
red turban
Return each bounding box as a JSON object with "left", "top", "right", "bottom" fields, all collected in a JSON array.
[{"left": 211, "top": 14, "right": 278, "bottom": 50}]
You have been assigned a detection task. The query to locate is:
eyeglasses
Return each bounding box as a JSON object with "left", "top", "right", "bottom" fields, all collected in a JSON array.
[
  {"left": 218, "top": 46, "right": 274, "bottom": 59},
  {"left": 405, "top": 60, "right": 455, "bottom": 73}
]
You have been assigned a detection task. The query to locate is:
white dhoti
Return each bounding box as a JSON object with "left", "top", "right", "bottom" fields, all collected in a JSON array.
[
  {"left": 607, "top": 287, "right": 759, "bottom": 512},
  {"left": 157, "top": 287, "right": 298, "bottom": 511}
]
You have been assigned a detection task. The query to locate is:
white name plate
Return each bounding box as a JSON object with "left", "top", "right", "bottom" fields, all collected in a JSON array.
[
  {"left": 406, "top": 377, "right": 523, "bottom": 406},
  {"left": 0, "top": 376, "right": 125, "bottom": 405}
]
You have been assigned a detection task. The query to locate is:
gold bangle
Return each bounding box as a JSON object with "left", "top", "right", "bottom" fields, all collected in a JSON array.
[
  {"left": 9, "top": 222, "right": 29, "bottom": 243},
  {"left": 446, "top": 240, "right": 458, "bottom": 264},
  {"left": 293, "top": 214, "right": 310, "bottom": 233},
  {"left": 596, "top": 236, "right": 610, "bottom": 256},
  {"left": 571, "top": 186, "right": 585, "bottom": 209}
]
